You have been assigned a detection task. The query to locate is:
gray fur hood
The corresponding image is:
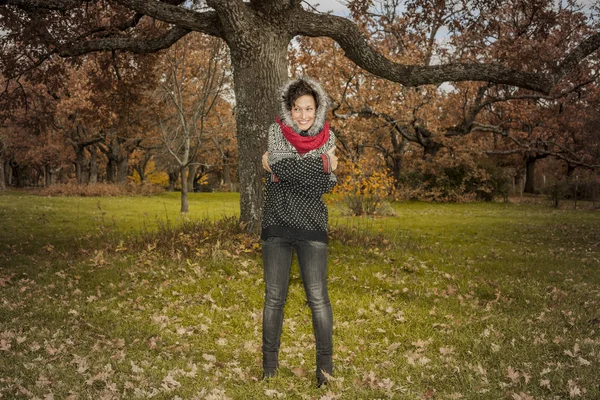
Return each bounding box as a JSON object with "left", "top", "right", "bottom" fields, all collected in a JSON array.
[{"left": 279, "top": 77, "right": 330, "bottom": 136}]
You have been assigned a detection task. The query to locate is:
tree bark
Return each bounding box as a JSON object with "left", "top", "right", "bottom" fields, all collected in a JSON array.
[
  {"left": 524, "top": 156, "right": 537, "bottom": 194},
  {"left": 13, "top": 162, "right": 26, "bottom": 188},
  {"left": 0, "top": 162, "right": 6, "bottom": 191},
  {"left": 44, "top": 164, "right": 51, "bottom": 186},
  {"left": 117, "top": 151, "right": 129, "bottom": 184},
  {"left": 5, "top": 160, "right": 13, "bottom": 187},
  {"left": 180, "top": 165, "right": 189, "bottom": 213},
  {"left": 89, "top": 145, "right": 98, "bottom": 184},
  {"left": 187, "top": 164, "right": 197, "bottom": 192},
  {"left": 228, "top": 31, "right": 290, "bottom": 232},
  {"left": 73, "top": 144, "right": 90, "bottom": 185},
  {"left": 133, "top": 152, "right": 152, "bottom": 182},
  {"left": 168, "top": 169, "right": 178, "bottom": 192},
  {"left": 102, "top": 135, "right": 135, "bottom": 184},
  {"left": 566, "top": 163, "right": 576, "bottom": 182},
  {"left": 102, "top": 134, "right": 120, "bottom": 183},
  {"left": 106, "top": 158, "right": 116, "bottom": 183},
  {"left": 423, "top": 142, "right": 442, "bottom": 159},
  {"left": 222, "top": 152, "right": 232, "bottom": 186},
  {"left": 0, "top": 157, "right": 5, "bottom": 191}
]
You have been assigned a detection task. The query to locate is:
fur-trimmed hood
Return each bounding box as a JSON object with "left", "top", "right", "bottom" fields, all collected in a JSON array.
[{"left": 279, "top": 76, "right": 330, "bottom": 137}]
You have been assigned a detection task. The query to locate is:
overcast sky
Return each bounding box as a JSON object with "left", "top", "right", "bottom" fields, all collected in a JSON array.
[
  {"left": 303, "top": 0, "right": 597, "bottom": 17},
  {"left": 303, "top": 0, "right": 351, "bottom": 15}
]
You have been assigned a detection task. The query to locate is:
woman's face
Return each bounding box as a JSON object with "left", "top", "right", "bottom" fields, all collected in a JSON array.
[{"left": 291, "top": 95, "right": 316, "bottom": 131}]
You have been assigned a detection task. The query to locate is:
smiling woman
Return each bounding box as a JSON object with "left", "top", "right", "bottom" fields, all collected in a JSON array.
[
  {"left": 259, "top": 77, "right": 339, "bottom": 388},
  {"left": 291, "top": 95, "right": 316, "bottom": 131}
]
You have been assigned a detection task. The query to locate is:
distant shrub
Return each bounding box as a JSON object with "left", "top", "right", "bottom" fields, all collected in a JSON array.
[
  {"left": 543, "top": 177, "right": 600, "bottom": 207},
  {"left": 398, "top": 152, "right": 510, "bottom": 203},
  {"left": 331, "top": 159, "right": 396, "bottom": 216},
  {"left": 38, "top": 182, "right": 165, "bottom": 197},
  {"left": 543, "top": 180, "right": 568, "bottom": 207}
]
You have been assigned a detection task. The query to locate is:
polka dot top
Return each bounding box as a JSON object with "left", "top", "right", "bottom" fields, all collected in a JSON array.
[{"left": 261, "top": 124, "right": 337, "bottom": 243}]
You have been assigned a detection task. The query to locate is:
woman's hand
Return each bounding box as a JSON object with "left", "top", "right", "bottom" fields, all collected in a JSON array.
[
  {"left": 262, "top": 151, "right": 272, "bottom": 173},
  {"left": 327, "top": 146, "right": 338, "bottom": 172}
]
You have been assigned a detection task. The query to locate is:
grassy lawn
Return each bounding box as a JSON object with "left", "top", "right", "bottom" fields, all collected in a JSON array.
[{"left": 1, "top": 191, "right": 599, "bottom": 399}]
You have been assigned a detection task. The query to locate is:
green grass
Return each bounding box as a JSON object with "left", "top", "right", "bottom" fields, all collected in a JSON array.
[{"left": 1, "top": 191, "right": 599, "bottom": 399}]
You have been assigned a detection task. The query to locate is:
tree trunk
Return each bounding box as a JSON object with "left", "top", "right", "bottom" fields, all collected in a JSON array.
[
  {"left": 168, "top": 169, "right": 178, "bottom": 192},
  {"left": 423, "top": 142, "right": 442, "bottom": 159},
  {"left": 33, "top": 167, "right": 42, "bottom": 186},
  {"left": 565, "top": 163, "right": 576, "bottom": 182},
  {"left": 117, "top": 151, "right": 129, "bottom": 184},
  {"left": 180, "top": 165, "right": 189, "bottom": 213},
  {"left": 89, "top": 145, "right": 98, "bottom": 184},
  {"left": 104, "top": 137, "right": 120, "bottom": 183},
  {"left": 134, "top": 153, "right": 151, "bottom": 183},
  {"left": 133, "top": 163, "right": 146, "bottom": 182},
  {"left": 230, "top": 33, "right": 290, "bottom": 233},
  {"left": 105, "top": 159, "right": 114, "bottom": 183},
  {"left": 188, "top": 164, "right": 198, "bottom": 193},
  {"left": 13, "top": 163, "right": 26, "bottom": 188},
  {"left": 45, "top": 164, "right": 53, "bottom": 186},
  {"left": 0, "top": 153, "right": 5, "bottom": 191},
  {"left": 524, "top": 156, "right": 537, "bottom": 194},
  {"left": 5, "top": 161, "right": 13, "bottom": 187},
  {"left": 389, "top": 133, "right": 406, "bottom": 187},
  {"left": 223, "top": 163, "right": 231, "bottom": 186},
  {"left": 73, "top": 143, "right": 90, "bottom": 185}
]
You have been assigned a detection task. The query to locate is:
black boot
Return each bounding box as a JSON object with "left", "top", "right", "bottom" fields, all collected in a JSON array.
[
  {"left": 316, "top": 355, "right": 333, "bottom": 388},
  {"left": 262, "top": 369, "right": 277, "bottom": 380},
  {"left": 263, "top": 351, "right": 278, "bottom": 380}
]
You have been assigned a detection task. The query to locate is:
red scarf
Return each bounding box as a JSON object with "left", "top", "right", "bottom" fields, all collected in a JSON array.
[{"left": 277, "top": 117, "right": 330, "bottom": 155}]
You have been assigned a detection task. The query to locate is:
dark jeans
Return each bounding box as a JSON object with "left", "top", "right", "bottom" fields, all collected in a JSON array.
[{"left": 262, "top": 236, "right": 333, "bottom": 373}]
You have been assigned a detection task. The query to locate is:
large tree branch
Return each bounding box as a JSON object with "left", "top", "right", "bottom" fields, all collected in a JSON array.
[
  {"left": 292, "top": 10, "right": 600, "bottom": 94},
  {"left": 2, "top": 0, "right": 223, "bottom": 54},
  {"left": 445, "top": 77, "right": 597, "bottom": 138},
  {"left": 554, "top": 31, "right": 600, "bottom": 84},
  {"left": 205, "top": 0, "right": 251, "bottom": 32},
  {"left": 58, "top": 26, "right": 191, "bottom": 56},
  {"left": 0, "top": 0, "right": 84, "bottom": 11},
  {"left": 113, "top": 0, "right": 223, "bottom": 37}
]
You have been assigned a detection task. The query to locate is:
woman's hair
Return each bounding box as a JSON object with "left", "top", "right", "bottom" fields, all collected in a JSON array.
[{"left": 283, "top": 79, "right": 319, "bottom": 111}]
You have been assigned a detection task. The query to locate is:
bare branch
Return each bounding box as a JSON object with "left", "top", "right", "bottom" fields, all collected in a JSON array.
[
  {"left": 485, "top": 149, "right": 523, "bottom": 155},
  {"left": 469, "top": 122, "right": 505, "bottom": 134}
]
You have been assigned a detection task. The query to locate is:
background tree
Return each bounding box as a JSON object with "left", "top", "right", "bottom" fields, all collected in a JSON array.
[
  {"left": 291, "top": 0, "right": 598, "bottom": 199},
  {"left": 1, "top": 0, "right": 599, "bottom": 229},
  {"left": 151, "top": 32, "right": 230, "bottom": 212}
]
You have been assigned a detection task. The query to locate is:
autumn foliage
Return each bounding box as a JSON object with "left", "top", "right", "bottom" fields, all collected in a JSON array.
[
  {"left": 332, "top": 159, "right": 396, "bottom": 216},
  {"left": 1, "top": 0, "right": 598, "bottom": 208}
]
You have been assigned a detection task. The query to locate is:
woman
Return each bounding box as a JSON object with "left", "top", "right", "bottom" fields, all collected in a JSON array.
[{"left": 260, "top": 77, "right": 338, "bottom": 387}]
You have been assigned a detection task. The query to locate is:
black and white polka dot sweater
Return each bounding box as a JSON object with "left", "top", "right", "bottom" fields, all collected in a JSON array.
[{"left": 261, "top": 77, "right": 337, "bottom": 243}]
